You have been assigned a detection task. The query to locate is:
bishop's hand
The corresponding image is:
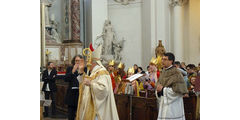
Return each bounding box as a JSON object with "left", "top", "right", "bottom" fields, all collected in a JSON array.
[{"left": 83, "top": 78, "right": 91, "bottom": 86}]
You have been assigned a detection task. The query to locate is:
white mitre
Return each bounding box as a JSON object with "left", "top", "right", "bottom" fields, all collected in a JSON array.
[{"left": 92, "top": 44, "right": 105, "bottom": 68}]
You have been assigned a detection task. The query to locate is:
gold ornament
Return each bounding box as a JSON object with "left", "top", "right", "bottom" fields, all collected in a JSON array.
[
  {"left": 127, "top": 67, "right": 135, "bottom": 74},
  {"left": 117, "top": 62, "right": 124, "bottom": 69},
  {"left": 108, "top": 60, "right": 115, "bottom": 66},
  {"left": 150, "top": 57, "right": 158, "bottom": 65}
]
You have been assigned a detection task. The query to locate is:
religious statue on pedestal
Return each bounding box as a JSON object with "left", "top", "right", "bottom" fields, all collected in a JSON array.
[
  {"left": 49, "top": 14, "right": 61, "bottom": 43},
  {"left": 99, "top": 20, "right": 125, "bottom": 64},
  {"left": 42, "top": 0, "right": 62, "bottom": 44},
  {"left": 155, "top": 40, "right": 166, "bottom": 71},
  {"left": 155, "top": 40, "right": 166, "bottom": 57}
]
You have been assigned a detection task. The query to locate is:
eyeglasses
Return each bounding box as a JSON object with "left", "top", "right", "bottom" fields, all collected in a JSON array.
[{"left": 162, "top": 58, "right": 168, "bottom": 61}]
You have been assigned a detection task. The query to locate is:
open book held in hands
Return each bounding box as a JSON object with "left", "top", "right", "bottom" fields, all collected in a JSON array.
[{"left": 126, "top": 73, "right": 143, "bottom": 82}]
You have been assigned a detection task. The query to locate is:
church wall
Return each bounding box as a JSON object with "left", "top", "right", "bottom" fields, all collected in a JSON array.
[
  {"left": 108, "top": 0, "right": 143, "bottom": 70},
  {"left": 92, "top": 0, "right": 108, "bottom": 48},
  {"left": 90, "top": 0, "right": 200, "bottom": 70},
  {"left": 184, "top": 0, "right": 200, "bottom": 65},
  {"left": 157, "top": 0, "right": 171, "bottom": 52},
  {"left": 141, "top": 0, "right": 152, "bottom": 70},
  {"left": 141, "top": 0, "right": 173, "bottom": 70},
  {"left": 188, "top": 0, "right": 200, "bottom": 65},
  {"left": 157, "top": 0, "right": 200, "bottom": 65}
]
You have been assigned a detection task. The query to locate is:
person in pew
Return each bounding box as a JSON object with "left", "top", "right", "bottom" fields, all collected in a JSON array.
[
  {"left": 156, "top": 52, "right": 188, "bottom": 120},
  {"left": 107, "top": 60, "right": 117, "bottom": 91},
  {"left": 137, "top": 67, "right": 145, "bottom": 74},
  {"left": 149, "top": 57, "right": 159, "bottom": 84},
  {"left": 124, "top": 67, "right": 136, "bottom": 95},
  {"left": 141, "top": 58, "right": 159, "bottom": 97},
  {"left": 75, "top": 44, "right": 119, "bottom": 120},
  {"left": 42, "top": 62, "right": 57, "bottom": 117},
  {"left": 121, "top": 66, "right": 141, "bottom": 96},
  {"left": 189, "top": 75, "right": 197, "bottom": 92},
  {"left": 114, "top": 62, "right": 127, "bottom": 94},
  {"left": 174, "top": 61, "right": 190, "bottom": 89},
  {"left": 133, "top": 64, "right": 139, "bottom": 74},
  {"left": 143, "top": 77, "right": 155, "bottom": 91},
  {"left": 195, "top": 72, "right": 200, "bottom": 120},
  {"left": 145, "top": 65, "right": 151, "bottom": 76},
  {"left": 137, "top": 72, "right": 147, "bottom": 91},
  {"left": 181, "top": 62, "right": 187, "bottom": 71},
  {"left": 186, "top": 64, "right": 197, "bottom": 81},
  {"left": 64, "top": 55, "right": 85, "bottom": 120}
]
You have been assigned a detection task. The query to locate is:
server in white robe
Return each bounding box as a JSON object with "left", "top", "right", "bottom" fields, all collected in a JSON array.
[{"left": 156, "top": 52, "right": 188, "bottom": 120}]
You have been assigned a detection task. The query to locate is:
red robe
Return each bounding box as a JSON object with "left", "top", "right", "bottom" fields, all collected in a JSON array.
[
  {"left": 110, "top": 72, "right": 116, "bottom": 90},
  {"left": 157, "top": 70, "right": 160, "bottom": 79}
]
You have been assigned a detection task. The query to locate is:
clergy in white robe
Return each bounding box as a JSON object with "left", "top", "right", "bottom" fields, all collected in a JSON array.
[
  {"left": 156, "top": 53, "right": 188, "bottom": 120},
  {"left": 76, "top": 44, "right": 119, "bottom": 120}
]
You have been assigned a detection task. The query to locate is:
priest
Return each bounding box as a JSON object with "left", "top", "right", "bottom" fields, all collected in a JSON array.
[
  {"left": 75, "top": 44, "right": 119, "bottom": 120},
  {"left": 156, "top": 52, "right": 188, "bottom": 120}
]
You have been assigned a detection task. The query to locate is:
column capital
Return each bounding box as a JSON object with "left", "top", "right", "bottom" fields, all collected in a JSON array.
[{"left": 169, "top": 0, "right": 188, "bottom": 7}]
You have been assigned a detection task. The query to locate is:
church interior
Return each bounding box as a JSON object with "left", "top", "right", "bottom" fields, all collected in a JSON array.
[{"left": 40, "top": 0, "right": 200, "bottom": 120}]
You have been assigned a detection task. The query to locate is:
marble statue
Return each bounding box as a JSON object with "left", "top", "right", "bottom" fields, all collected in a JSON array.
[
  {"left": 42, "top": 0, "right": 61, "bottom": 44},
  {"left": 113, "top": 38, "right": 125, "bottom": 61},
  {"left": 102, "top": 20, "right": 116, "bottom": 55},
  {"left": 96, "top": 20, "right": 125, "bottom": 64},
  {"left": 49, "top": 14, "right": 61, "bottom": 43}
]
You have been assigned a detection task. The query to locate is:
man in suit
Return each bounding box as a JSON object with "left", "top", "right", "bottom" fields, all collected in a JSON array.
[
  {"left": 42, "top": 62, "right": 57, "bottom": 117},
  {"left": 64, "top": 55, "right": 86, "bottom": 120}
]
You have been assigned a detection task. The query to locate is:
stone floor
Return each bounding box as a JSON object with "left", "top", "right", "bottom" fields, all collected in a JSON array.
[{"left": 42, "top": 107, "right": 67, "bottom": 120}]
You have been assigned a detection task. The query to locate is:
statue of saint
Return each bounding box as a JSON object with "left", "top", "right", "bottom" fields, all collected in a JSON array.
[
  {"left": 155, "top": 40, "right": 166, "bottom": 57},
  {"left": 155, "top": 40, "right": 166, "bottom": 71},
  {"left": 102, "top": 20, "right": 116, "bottom": 55},
  {"left": 49, "top": 14, "right": 61, "bottom": 43}
]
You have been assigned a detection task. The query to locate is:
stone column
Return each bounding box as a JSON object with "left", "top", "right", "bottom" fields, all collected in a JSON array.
[
  {"left": 169, "top": 0, "right": 188, "bottom": 62},
  {"left": 71, "top": 0, "right": 81, "bottom": 42},
  {"left": 41, "top": 2, "right": 46, "bottom": 68}
]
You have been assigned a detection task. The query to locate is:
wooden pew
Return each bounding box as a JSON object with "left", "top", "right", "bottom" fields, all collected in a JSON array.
[
  {"left": 55, "top": 80, "right": 68, "bottom": 113},
  {"left": 55, "top": 81, "right": 197, "bottom": 120},
  {"left": 114, "top": 93, "right": 197, "bottom": 120}
]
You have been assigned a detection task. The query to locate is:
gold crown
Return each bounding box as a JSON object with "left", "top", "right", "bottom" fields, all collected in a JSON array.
[
  {"left": 127, "top": 67, "right": 135, "bottom": 74},
  {"left": 156, "top": 56, "right": 162, "bottom": 63},
  {"left": 156, "top": 55, "right": 163, "bottom": 70},
  {"left": 118, "top": 62, "right": 124, "bottom": 69},
  {"left": 108, "top": 60, "right": 115, "bottom": 66},
  {"left": 150, "top": 57, "right": 158, "bottom": 65}
]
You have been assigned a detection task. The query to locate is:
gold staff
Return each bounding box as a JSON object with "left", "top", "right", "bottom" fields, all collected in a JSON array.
[{"left": 82, "top": 48, "right": 92, "bottom": 76}]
